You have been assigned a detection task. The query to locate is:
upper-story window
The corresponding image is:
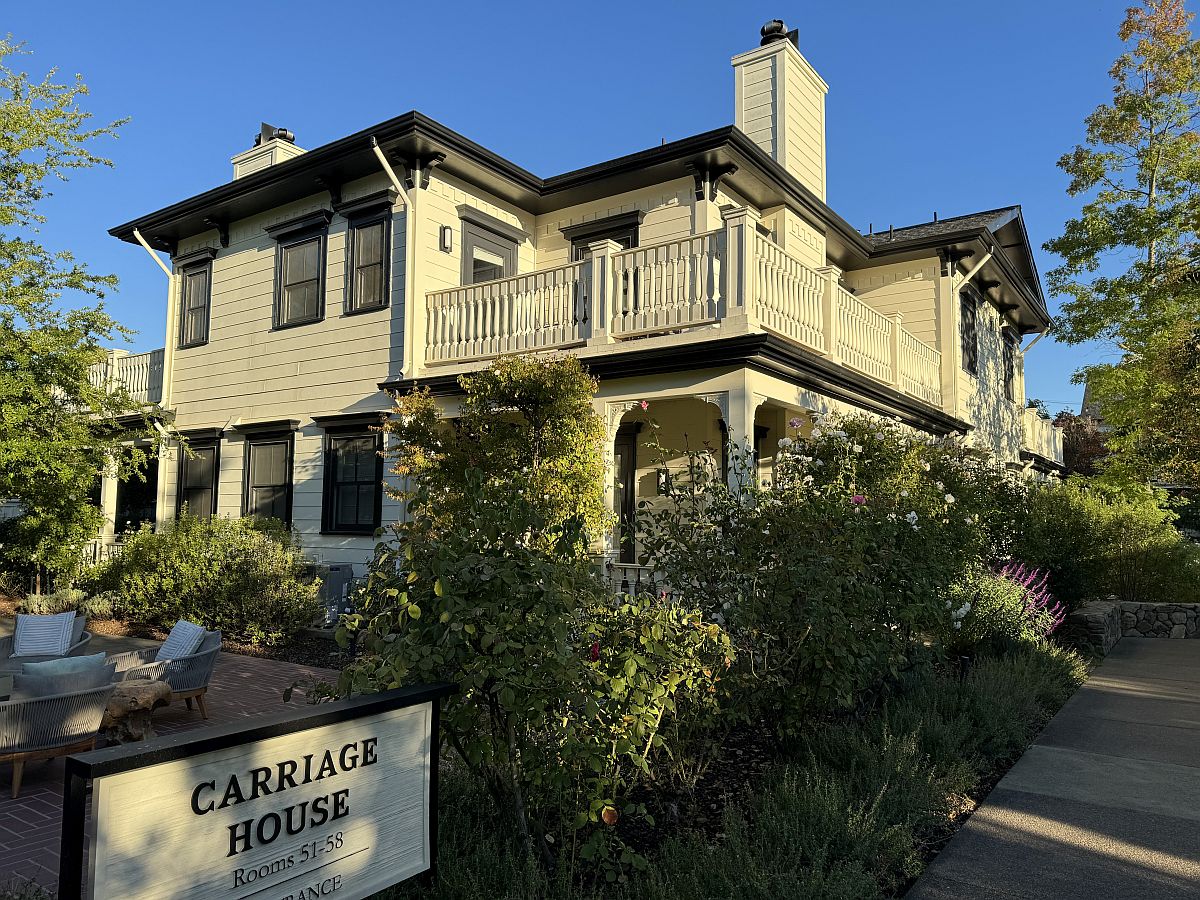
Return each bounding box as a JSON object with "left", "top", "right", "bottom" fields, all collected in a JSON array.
[
  {"left": 562, "top": 211, "right": 644, "bottom": 261},
  {"left": 336, "top": 189, "right": 397, "bottom": 315},
  {"left": 960, "top": 289, "right": 979, "bottom": 377},
  {"left": 175, "top": 247, "right": 218, "bottom": 349},
  {"left": 457, "top": 205, "right": 526, "bottom": 285},
  {"left": 1003, "top": 329, "right": 1019, "bottom": 401},
  {"left": 265, "top": 210, "right": 333, "bottom": 330}
]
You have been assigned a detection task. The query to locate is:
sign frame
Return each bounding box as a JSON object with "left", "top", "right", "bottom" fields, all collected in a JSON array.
[{"left": 59, "top": 681, "right": 456, "bottom": 900}]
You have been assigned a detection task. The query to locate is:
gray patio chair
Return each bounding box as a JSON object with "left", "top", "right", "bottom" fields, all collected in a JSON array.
[
  {"left": 108, "top": 630, "right": 221, "bottom": 719},
  {"left": 0, "top": 683, "right": 115, "bottom": 797},
  {"left": 0, "top": 614, "right": 92, "bottom": 671}
]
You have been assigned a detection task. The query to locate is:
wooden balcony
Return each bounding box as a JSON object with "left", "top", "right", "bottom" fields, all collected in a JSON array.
[
  {"left": 1022, "top": 407, "right": 1064, "bottom": 464},
  {"left": 88, "top": 349, "right": 165, "bottom": 406},
  {"left": 422, "top": 210, "right": 944, "bottom": 409}
]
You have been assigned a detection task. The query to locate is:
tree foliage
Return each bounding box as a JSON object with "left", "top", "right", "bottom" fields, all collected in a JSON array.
[
  {"left": 1045, "top": 1, "right": 1200, "bottom": 481},
  {"left": 0, "top": 38, "right": 154, "bottom": 574}
]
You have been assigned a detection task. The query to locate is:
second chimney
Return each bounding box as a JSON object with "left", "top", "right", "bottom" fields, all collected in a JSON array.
[
  {"left": 231, "top": 123, "right": 306, "bottom": 180},
  {"left": 732, "top": 20, "right": 829, "bottom": 201}
]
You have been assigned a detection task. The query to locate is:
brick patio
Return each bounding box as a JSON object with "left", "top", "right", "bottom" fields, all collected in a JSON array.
[{"left": 0, "top": 636, "right": 336, "bottom": 896}]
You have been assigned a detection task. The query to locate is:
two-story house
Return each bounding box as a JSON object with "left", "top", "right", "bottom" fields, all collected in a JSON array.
[{"left": 100, "top": 20, "right": 1064, "bottom": 578}]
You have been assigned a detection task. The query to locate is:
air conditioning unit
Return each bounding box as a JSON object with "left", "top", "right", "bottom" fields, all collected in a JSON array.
[{"left": 314, "top": 564, "right": 354, "bottom": 627}]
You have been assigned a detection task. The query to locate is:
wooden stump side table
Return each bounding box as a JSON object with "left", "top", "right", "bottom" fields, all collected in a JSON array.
[{"left": 101, "top": 678, "right": 172, "bottom": 744}]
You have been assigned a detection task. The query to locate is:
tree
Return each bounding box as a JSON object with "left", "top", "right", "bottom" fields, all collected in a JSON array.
[
  {"left": 384, "top": 353, "right": 611, "bottom": 548},
  {"left": 1045, "top": 0, "right": 1200, "bottom": 482},
  {"left": 0, "top": 38, "right": 155, "bottom": 577},
  {"left": 1053, "top": 411, "right": 1110, "bottom": 476}
]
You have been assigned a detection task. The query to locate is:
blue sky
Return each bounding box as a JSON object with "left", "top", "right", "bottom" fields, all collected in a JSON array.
[{"left": 8, "top": 0, "right": 1131, "bottom": 414}]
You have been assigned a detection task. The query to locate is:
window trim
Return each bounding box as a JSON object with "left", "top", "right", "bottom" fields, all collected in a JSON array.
[
  {"left": 174, "top": 247, "right": 217, "bottom": 349},
  {"left": 321, "top": 429, "right": 384, "bottom": 535},
  {"left": 562, "top": 210, "right": 644, "bottom": 260},
  {"left": 175, "top": 428, "right": 222, "bottom": 520},
  {"left": 959, "top": 288, "right": 980, "bottom": 377},
  {"left": 240, "top": 430, "right": 295, "bottom": 527},
  {"left": 1002, "top": 328, "right": 1020, "bottom": 402},
  {"left": 266, "top": 209, "right": 333, "bottom": 331},
  {"left": 343, "top": 210, "right": 392, "bottom": 315}
]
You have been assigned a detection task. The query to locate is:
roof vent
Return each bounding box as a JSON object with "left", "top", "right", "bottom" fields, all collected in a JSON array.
[
  {"left": 231, "top": 122, "right": 305, "bottom": 180},
  {"left": 759, "top": 19, "right": 799, "bottom": 47},
  {"left": 254, "top": 122, "right": 295, "bottom": 147}
]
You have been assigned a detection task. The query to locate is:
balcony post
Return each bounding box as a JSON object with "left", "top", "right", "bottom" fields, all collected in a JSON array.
[
  {"left": 889, "top": 313, "right": 903, "bottom": 387},
  {"left": 586, "top": 239, "right": 623, "bottom": 346},
  {"left": 816, "top": 265, "right": 843, "bottom": 363},
  {"left": 721, "top": 206, "right": 760, "bottom": 331}
]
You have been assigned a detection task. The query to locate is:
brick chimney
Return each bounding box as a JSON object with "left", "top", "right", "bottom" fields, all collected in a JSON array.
[
  {"left": 230, "top": 123, "right": 306, "bottom": 180},
  {"left": 732, "top": 20, "right": 829, "bottom": 201}
]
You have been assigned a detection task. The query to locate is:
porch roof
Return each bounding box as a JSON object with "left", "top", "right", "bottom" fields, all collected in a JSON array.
[{"left": 379, "top": 333, "right": 973, "bottom": 438}]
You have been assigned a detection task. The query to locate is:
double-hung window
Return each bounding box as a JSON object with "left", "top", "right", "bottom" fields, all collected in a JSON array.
[
  {"left": 1003, "top": 330, "right": 1019, "bottom": 401},
  {"left": 323, "top": 433, "right": 383, "bottom": 533},
  {"left": 265, "top": 210, "right": 332, "bottom": 329},
  {"left": 233, "top": 421, "right": 298, "bottom": 526},
  {"left": 336, "top": 189, "right": 397, "bottom": 314},
  {"left": 177, "top": 429, "right": 221, "bottom": 520},
  {"left": 960, "top": 289, "right": 980, "bottom": 377},
  {"left": 175, "top": 247, "right": 217, "bottom": 348}
]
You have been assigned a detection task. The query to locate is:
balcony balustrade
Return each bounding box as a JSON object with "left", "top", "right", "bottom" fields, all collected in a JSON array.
[{"left": 422, "top": 211, "right": 944, "bottom": 409}]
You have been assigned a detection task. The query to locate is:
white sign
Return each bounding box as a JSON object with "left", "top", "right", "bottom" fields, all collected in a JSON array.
[{"left": 63, "top": 685, "right": 452, "bottom": 900}]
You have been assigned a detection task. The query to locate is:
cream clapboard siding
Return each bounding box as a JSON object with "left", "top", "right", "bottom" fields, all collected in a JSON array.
[
  {"left": 419, "top": 171, "right": 537, "bottom": 295},
  {"left": 783, "top": 52, "right": 827, "bottom": 201},
  {"left": 534, "top": 179, "right": 694, "bottom": 268},
  {"left": 738, "top": 55, "right": 779, "bottom": 159},
  {"left": 958, "top": 297, "right": 1025, "bottom": 464},
  {"left": 164, "top": 172, "right": 405, "bottom": 570},
  {"left": 843, "top": 259, "right": 940, "bottom": 347}
]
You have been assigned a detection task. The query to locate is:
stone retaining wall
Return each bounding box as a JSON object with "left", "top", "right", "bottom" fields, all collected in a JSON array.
[
  {"left": 1121, "top": 602, "right": 1200, "bottom": 639},
  {"left": 1061, "top": 600, "right": 1123, "bottom": 655}
]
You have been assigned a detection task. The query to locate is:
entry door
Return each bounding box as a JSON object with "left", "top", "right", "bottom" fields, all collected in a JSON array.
[{"left": 614, "top": 424, "right": 640, "bottom": 564}]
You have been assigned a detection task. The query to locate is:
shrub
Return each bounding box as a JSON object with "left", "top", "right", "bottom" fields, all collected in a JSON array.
[
  {"left": 1015, "top": 479, "right": 1200, "bottom": 607},
  {"left": 635, "top": 642, "right": 1087, "bottom": 900},
  {"left": 79, "top": 513, "right": 320, "bottom": 644},
  {"left": 342, "top": 357, "right": 730, "bottom": 880},
  {"left": 639, "top": 413, "right": 1026, "bottom": 735},
  {"left": 940, "top": 565, "right": 1065, "bottom": 656},
  {"left": 19, "top": 587, "right": 85, "bottom": 615}
]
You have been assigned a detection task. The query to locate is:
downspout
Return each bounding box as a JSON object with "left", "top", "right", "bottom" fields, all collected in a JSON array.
[
  {"left": 371, "top": 137, "right": 421, "bottom": 380},
  {"left": 132, "top": 228, "right": 177, "bottom": 411}
]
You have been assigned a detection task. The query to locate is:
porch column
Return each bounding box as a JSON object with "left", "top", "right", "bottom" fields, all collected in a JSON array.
[
  {"left": 721, "top": 384, "right": 757, "bottom": 490},
  {"left": 99, "top": 468, "right": 119, "bottom": 545},
  {"left": 585, "top": 239, "right": 622, "bottom": 347}
]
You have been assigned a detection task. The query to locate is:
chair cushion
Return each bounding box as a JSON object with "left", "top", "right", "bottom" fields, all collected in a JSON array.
[
  {"left": 11, "top": 662, "right": 115, "bottom": 700},
  {"left": 23, "top": 652, "right": 107, "bottom": 677},
  {"left": 11, "top": 611, "right": 77, "bottom": 657},
  {"left": 156, "top": 620, "right": 207, "bottom": 661},
  {"left": 70, "top": 614, "right": 87, "bottom": 647}
]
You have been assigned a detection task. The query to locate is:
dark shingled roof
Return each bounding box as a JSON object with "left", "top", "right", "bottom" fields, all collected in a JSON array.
[{"left": 861, "top": 207, "right": 1020, "bottom": 247}]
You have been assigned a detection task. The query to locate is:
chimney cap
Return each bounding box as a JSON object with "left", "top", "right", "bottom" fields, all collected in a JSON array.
[
  {"left": 760, "top": 19, "right": 798, "bottom": 47},
  {"left": 254, "top": 122, "right": 295, "bottom": 147}
]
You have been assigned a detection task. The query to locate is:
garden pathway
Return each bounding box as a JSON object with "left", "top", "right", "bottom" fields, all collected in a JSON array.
[
  {"left": 0, "top": 632, "right": 336, "bottom": 896},
  {"left": 907, "top": 639, "right": 1200, "bottom": 899}
]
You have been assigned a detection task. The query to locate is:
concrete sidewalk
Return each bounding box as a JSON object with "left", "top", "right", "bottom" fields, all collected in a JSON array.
[{"left": 907, "top": 639, "right": 1200, "bottom": 899}]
